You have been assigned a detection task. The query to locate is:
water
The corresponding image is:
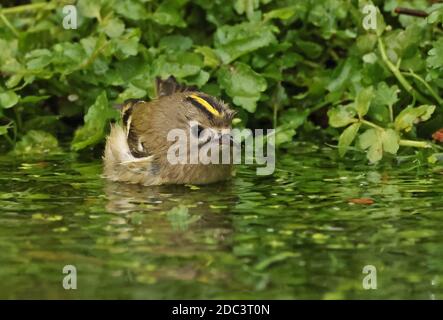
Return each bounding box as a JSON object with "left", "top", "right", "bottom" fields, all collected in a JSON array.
[{"left": 1, "top": 143, "right": 443, "bottom": 299}]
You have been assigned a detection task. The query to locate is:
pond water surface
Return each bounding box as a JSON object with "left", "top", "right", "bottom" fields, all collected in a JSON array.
[{"left": 1, "top": 143, "right": 443, "bottom": 299}]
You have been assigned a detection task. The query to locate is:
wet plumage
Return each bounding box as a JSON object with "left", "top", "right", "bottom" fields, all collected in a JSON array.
[{"left": 103, "top": 76, "right": 235, "bottom": 186}]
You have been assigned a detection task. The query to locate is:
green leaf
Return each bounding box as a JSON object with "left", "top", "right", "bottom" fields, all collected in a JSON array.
[
  {"left": 154, "top": 52, "right": 203, "bottom": 79},
  {"left": 358, "top": 128, "right": 377, "bottom": 150},
  {"left": 338, "top": 122, "right": 361, "bottom": 157},
  {"left": 296, "top": 39, "right": 323, "bottom": 59},
  {"left": 101, "top": 17, "right": 125, "bottom": 38},
  {"left": 112, "top": 29, "right": 141, "bottom": 59},
  {"left": 356, "top": 34, "right": 377, "bottom": 54},
  {"left": 166, "top": 205, "right": 200, "bottom": 231},
  {"left": 0, "top": 91, "right": 19, "bottom": 109},
  {"left": 0, "top": 38, "right": 18, "bottom": 64},
  {"left": 328, "top": 104, "right": 357, "bottom": 128},
  {"left": 394, "top": 105, "right": 436, "bottom": 132},
  {"left": 217, "top": 62, "right": 267, "bottom": 112},
  {"left": 428, "top": 153, "right": 443, "bottom": 164},
  {"left": 115, "top": 0, "right": 149, "bottom": 20},
  {"left": 214, "top": 22, "right": 277, "bottom": 64},
  {"left": 428, "top": 38, "right": 443, "bottom": 69},
  {"left": 355, "top": 86, "right": 374, "bottom": 117},
  {"left": 25, "top": 49, "right": 52, "bottom": 70},
  {"left": 159, "top": 35, "right": 193, "bottom": 52},
  {"left": 185, "top": 70, "right": 210, "bottom": 87},
  {"left": 234, "top": 0, "right": 260, "bottom": 19},
  {"left": 279, "top": 108, "right": 308, "bottom": 129},
  {"left": 52, "top": 42, "right": 87, "bottom": 74},
  {"left": 367, "top": 138, "right": 383, "bottom": 163},
  {"left": 0, "top": 123, "right": 12, "bottom": 136},
  {"left": 6, "top": 74, "right": 23, "bottom": 89},
  {"left": 11, "top": 130, "right": 61, "bottom": 156},
  {"left": 373, "top": 82, "right": 399, "bottom": 108},
  {"left": 23, "top": 115, "right": 60, "bottom": 132},
  {"left": 71, "top": 91, "right": 119, "bottom": 151},
  {"left": 427, "top": 4, "right": 443, "bottom": 24},
  {"left": 275, "top": 127, "right": 296, "bottom": 146},
  {"left": 326, "top": 57, "right": 360, "bottom": 93},
  {"left": 368, "top": 82, "right": 399, "bottom": 123},
  {"left": 20, "top": 95, "right": 50, "bottom": 104},
  {"left": 375, "top": 5, "right": 387, "bottom": 36},
  {"left": 381, "top": 129, "right": 399, "bottom": 155},
  {"left": 358, "top": 128, "right": 382, "bottom": 163},
  {"left": 308, "top": 1, "right": 350, "bottom": 39},
  {"left": 194, "top": 46, "right": 221, "bottom": 68},
  {"left": 264, "top": 5, "right": 297, "bottom": 21},
  {"left": 78, "top": 0, "right": 101, "bottom": 19},
  {"left": 152, "top": 0, "right": 187, "bottom": 27},
  {"left": 117, "top": 84, "right": 147, "bottom": 103}
]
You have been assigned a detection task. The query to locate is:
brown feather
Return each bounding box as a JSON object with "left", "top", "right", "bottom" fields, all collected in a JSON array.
[{"left": 104, "top": 79, "right": 235, "bottom": 186}]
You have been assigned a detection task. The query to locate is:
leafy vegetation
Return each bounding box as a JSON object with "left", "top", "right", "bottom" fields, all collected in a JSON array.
[{"left": 0, "top": 0, "right": 442, "bottom": 163}]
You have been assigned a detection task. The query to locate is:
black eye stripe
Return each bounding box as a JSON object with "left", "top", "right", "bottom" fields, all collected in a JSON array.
[{"left": 122, "top": 106, "right": 133, "bottom": 127}]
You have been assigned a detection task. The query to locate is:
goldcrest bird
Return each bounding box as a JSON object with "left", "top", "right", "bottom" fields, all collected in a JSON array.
[{"left": 104, "top": 76, "right": 236, "bottom": 186}]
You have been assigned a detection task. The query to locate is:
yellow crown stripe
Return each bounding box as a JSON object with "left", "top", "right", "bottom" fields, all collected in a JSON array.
[{"left": 189, "top": 94, "right": 221, "bottom": 117}]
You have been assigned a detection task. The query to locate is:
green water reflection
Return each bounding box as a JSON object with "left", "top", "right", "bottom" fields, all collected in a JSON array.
[{"left": 1, "top": 143, "right": 443, "bottom": 299}]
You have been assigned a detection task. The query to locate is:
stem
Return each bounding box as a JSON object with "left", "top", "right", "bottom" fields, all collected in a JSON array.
[
  {"left": 394, "top": 7, "right": 428, "bottom": 18},
  {"left": 378, "top": 38, "right": 429, "bottom": 104},
  {"left": 300, "top": 60, "right": 321, "bottom": 69},
  {"left": 0, "top": 13, "right": 19, "bottom": 36},
  {"left": 389, "top": 105, "right": 394, "bottom": 123},
  {"left": 273, "top": 103, "right": 278, "bottom": 128},
  {"left": 12, "top": 120, "right": 17, "bottom": 144},
  {"left": 360, "top": 119, "right": 432, "bottom": 149},
  {"left": 3, "top": 133, "right": 14, "bottom": 147},
  {"left": 310, "top": 98, "right": 352, "bottom": 114},
  {"left": 403, "top": 70, "right": 443, "bottom": 106},
  {"left": 78, "top": 42, "right": 109, "bottom": 70},
  {"left": 399, "top": 139, "right": 432, "bottom": 148},
  {"left": 360, "top": 119, "right": 384, "bottom": 131},
  {"left": 14, "top": 108, "right": 22, "bottom": 131},
  {"left": 309, "top": 100, "right": 329, "bottom": 113},
  {"left": 328, "top": 48, "right": 340, "bottom": 61}
]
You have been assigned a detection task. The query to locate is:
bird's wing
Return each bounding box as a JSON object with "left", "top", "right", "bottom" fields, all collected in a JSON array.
[
  {"left": 115, "top": 99, "right": 152, "bottom": 158},
  {"left": 104, "top": 125, "right": 159, "bottom": 184}
]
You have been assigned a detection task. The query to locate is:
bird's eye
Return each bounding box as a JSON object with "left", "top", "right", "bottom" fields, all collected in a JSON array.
[
  {"left": 197, "top": 125, "right": 204, "bottom": 137},
  {"left": 192, "top": 124, "right": 214, "bottom": 146},
  {"left": 192, "top": 124, "right": 205, "bottom": 138}
]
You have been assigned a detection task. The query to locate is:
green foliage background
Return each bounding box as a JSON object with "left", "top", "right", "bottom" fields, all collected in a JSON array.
[{"left": 0, "top": 0, "right": 443, "bottom": 163}]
